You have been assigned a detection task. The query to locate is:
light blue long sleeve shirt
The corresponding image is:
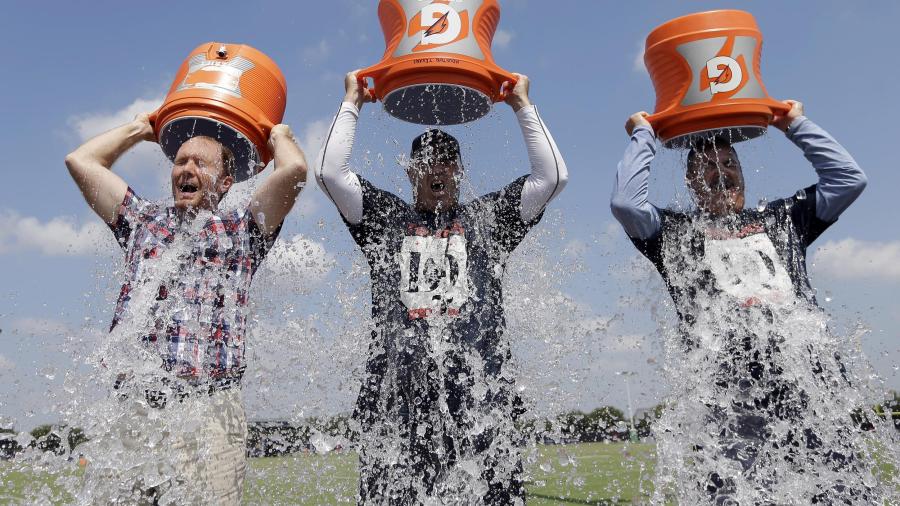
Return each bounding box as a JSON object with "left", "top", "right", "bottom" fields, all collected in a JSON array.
[{"left": 610, "top": 117, "right": 867, "bottom": 240}]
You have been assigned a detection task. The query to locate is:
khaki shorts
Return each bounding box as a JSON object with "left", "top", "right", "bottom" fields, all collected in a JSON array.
[{"left": 80, "top": 387, "right": 247, "bottom": 505}]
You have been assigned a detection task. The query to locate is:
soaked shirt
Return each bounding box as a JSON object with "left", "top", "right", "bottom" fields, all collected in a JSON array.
[
  {"left": 347, "top": 176, "right": 540, "bottom": 411},
  {"left": 631, "top": 190, "right": 829, "bottom": 323},
  {"left": 109, "top": 188, "right": 278, "bottom": 381},
  {"left": 315, "top": 101, "right": 568, "bottom": 432},
  {"left": 611, "top": 117, "right": 866, "bottom": 325}
]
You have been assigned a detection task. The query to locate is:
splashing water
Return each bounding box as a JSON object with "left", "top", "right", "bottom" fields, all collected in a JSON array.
[
  {"left": 4, "top": 96, "right": 895, "bottom": 505},
  {"left": 0, "top": 97, "right": 586, "bottom": 505},
  {"left": 645, "top": 131, "right": 899, "bottom": 504}
]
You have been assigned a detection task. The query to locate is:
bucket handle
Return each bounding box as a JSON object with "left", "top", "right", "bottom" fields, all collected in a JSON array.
[
  {"left": 148, "top": 110, "right": 160, "bottom": 140},
  {"left": 357, "top": 64, "right": 390, "bottom": 101},
  {"left": 769, "top": 99, "right": 792, "bottom": 115},
  {"left": 490, "top": 69, "right": 518, "bottom": 102}
]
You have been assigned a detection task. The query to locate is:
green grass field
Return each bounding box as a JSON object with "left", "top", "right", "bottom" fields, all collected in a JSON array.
[
  {"left": 2, "top": 441, "right": 897, "bottom": 505},
  {"left": 242, "top": 442, "right": 657, "bottom": 505},
  {"left": 0, "top": 442, "right": 654, "bottom": 505}
]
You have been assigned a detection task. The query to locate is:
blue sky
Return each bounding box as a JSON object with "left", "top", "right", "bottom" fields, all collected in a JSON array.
[{"left": 0, "top": 1, "right": 897, "bottom": 429}]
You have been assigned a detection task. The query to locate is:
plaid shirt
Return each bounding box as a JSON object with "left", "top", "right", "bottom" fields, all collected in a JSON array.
[{"left": 109, "top": 188, "right": 278, "bottom": 382}]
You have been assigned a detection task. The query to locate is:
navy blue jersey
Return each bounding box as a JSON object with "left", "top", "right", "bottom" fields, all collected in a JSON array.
[
  {"left": 346, "top": 176, "right": 540, "bottom": 427},
  {"left": 631, "top": 186, "right": 833, "bottom": 325}
]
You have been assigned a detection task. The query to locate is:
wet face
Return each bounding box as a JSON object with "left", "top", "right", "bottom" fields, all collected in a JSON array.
[
  {"left": 686, "top": 144, "right": 745, "bottom": 217},
  {"left": 407, "top": 160, "right": 462, "bottom": 213},
  {"left": 170, "top": 136, "right": 233, "bottom": 212}
]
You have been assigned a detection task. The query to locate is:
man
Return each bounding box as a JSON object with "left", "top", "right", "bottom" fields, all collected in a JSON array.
[
  {"left": 317, "top": 70, "right": 567, "bottom": 504},
  {"left": 65, "top": 113, "right": 307, "bottom": 504},
  {"left": 611, "top": 102, "right": 876, "bottom": 503}
]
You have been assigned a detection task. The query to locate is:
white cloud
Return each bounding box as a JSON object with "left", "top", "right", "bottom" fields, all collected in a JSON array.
[
  {"left": 494, "top": 29, "right": 514, "bottom": 49},
  {"left": 257, "top": 234, "right": 335, "bottom": 290},
  {"left": 300, "top": 118, "right": 330, "bottom": 156},
  {"left": 633, "top": 40, "right": 646, "bottom": 73},
  {"left": 71, "top": 97, "right": 163, "bottom": 141},
  {"left": 812, "top": 238, "right": 900, "bottom": 282},
  {"left": 69, "top": 96, "right": 171, "bottom": 183},
  {"left": 0, "top": 211, "right": 117, "bottom": 256},
  {"left": 0, "top": 354, "right": 13, "bottom": 372}
]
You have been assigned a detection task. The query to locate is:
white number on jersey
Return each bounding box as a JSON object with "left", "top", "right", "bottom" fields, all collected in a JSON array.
[{"left": 703, "top": 233, "right": 795, "bottom": 305}]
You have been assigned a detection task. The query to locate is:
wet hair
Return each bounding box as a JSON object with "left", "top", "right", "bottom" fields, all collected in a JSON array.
[
  {"left": 220, "top": 143, "right": 236, "bottom": 179},
  {"left": 410, "top": 129, "right": 462, "bottom": 167},
  {"left": 686, "top": 136, "right": 736, "bottom": 169},
  {"left": 685, "top": 136, "right": 740, "bottom": 183},
  {"left": 189, "top": 135, "right": 236, "bottom": 179}
]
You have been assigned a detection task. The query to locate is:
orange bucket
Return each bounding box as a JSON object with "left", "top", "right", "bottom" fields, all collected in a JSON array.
[
  {"left": 151, "top": 43, "right": 287, "bottom": 181},
  {"left": 359, "top": 0, "right": 516, "bottom": 125},
  {"left": 644, "top": 10, "right": 788, "bottom": 147}
]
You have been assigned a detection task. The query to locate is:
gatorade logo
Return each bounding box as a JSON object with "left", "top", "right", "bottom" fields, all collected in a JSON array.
[
  {"left": 409, "top": 1, "right": 470, "bottom": 52},
  {"left": 177, "top": 54, "right": 255, "bottom": 98},
  {"left": 677, "top": 36, "right": 765, "bottom": 106},
  {"left": 706, "top": 56, "right": 743, "bottom": 95}
]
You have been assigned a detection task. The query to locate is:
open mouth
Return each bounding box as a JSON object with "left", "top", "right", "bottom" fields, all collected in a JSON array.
[
  {"left": 430, "top": 181, "right": 446, "bottom": 193},
  {"left": 179, "top": 183, "right": 199, "bottom": 195}
]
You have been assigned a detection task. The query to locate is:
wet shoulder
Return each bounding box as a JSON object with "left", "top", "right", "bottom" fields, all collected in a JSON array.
[
  {"left": 356, "top": 176, "right": 413, "bottom": 230},
  {"left": 658, "top": 208, "right": 693, "bottom": 236},
  {"left": 359, "top": 177, "right": 409, "bottom": 213}
]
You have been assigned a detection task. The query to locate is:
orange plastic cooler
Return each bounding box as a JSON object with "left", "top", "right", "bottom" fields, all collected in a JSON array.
[
  {"left": 644, "top": 10, "right": 788, "bottom": 147},
  {"left": 152, "top": 43, "right": 287, "bottom": 181},
  {"left": 360, "top": 0, "right": 516, "bottom": 125}
]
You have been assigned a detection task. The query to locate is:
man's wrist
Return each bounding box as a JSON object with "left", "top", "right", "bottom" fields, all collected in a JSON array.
[
  {"left": 340, "top": 100, "right": 361, "bottom": 116},
  {"left": 508, "top": 96, "right": 532, "bottom": 113},
  {"left": 784, "top": 115, "right": 807, "bottom": 136},
  {"left": 514, "top": 102, "right": 537, "bottom": 118},
  {"left": 270, "top": 131, "right": 295, "bottom": 145},
  {"left": 633, "top": 123, "right": 655, "bottom": 137},
  {"left": 344, "top": 92, "right": 365, "bottom": 110},
  {"left": 130, "top": 120, "right": 153, "bottom": 141}
]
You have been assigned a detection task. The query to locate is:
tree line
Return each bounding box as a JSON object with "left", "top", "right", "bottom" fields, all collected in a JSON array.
[{"left": 4, "top": 391, "right": 897, "bottom": 460}]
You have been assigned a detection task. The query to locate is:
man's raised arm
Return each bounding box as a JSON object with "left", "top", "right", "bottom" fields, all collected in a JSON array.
[
  {"left": 507, "top": 73, "right": 569, "bottom": 223},
  {"left": 64, "top": 113, "right": 155, "bottom": 225},
  {"left": 610, "top": 112, "right": 662, "bottom": 240},
  {"left": 314, "top": 70, "right": 375, "bottom": 225},
  {"left": 773, "top": 100, "right": 867, "bottom": 223},
  {"left": 250, "top": 125, "right": 308, "bottom": 236}
]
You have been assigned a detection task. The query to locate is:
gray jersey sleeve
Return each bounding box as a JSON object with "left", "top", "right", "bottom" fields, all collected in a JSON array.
[
  {"left": 610, "top": 126, "right": 662, "bottom": 240},
  {"left": 785, "top": 116, "right": 867, "bottom": 223}
]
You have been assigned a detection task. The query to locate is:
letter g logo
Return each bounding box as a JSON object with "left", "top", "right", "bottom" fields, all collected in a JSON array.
[
  {"left": 419, "top": 4, "right": 462, "bottom": 46},
  {"left": 676, "top": 36, "right": 765, "bottom": 106},
  {"left": 706, "top": 56, "right": 743, "bottom": 95}
]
